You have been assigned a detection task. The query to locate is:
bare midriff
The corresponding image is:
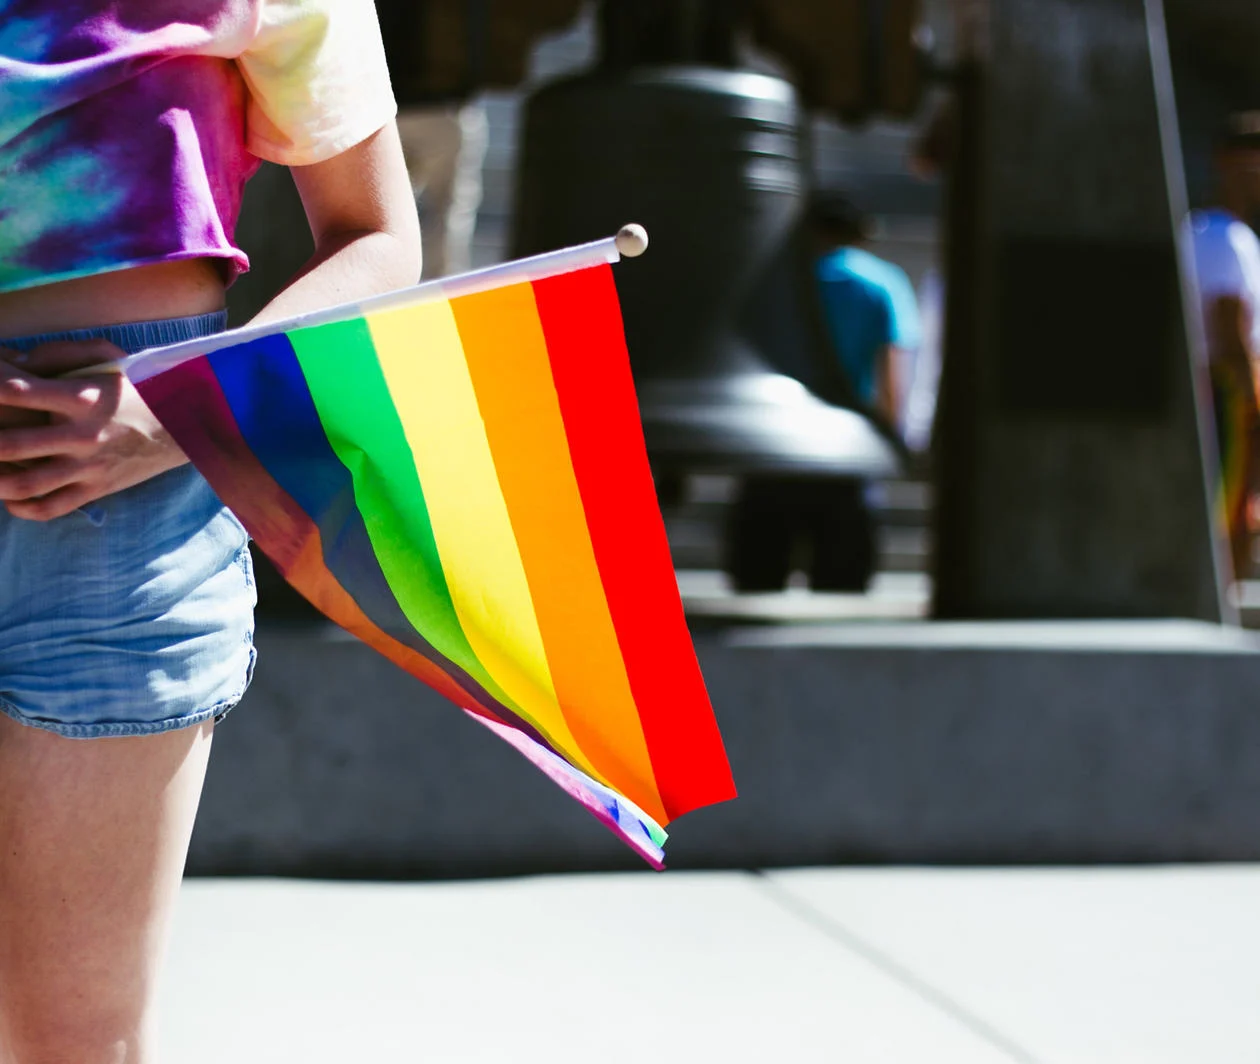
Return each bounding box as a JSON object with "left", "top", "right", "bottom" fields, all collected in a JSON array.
[{"left": 0, "top": 259, "right": 228, "bottom": 341}]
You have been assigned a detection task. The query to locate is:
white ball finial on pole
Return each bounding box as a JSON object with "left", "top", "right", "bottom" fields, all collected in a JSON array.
[{"left": 615, "top": 223, "right": 649, "bottom": 258}]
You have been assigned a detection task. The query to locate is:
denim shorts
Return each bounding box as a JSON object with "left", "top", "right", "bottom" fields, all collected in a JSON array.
[{"left": 0, "top": 311, "right": 257, "bottom": 738}]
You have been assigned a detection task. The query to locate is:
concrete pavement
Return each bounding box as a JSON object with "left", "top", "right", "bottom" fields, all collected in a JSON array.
[{"left": 159, "top": 865, "right": 1260, "bottom": 1063}]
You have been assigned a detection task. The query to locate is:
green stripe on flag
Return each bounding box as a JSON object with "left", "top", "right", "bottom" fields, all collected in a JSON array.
[{"left": 288, "top": 317, "right": 517, "bottom": 713}]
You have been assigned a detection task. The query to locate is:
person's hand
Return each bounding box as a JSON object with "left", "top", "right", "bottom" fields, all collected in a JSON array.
[
  {"left": 0, "top": 338, "right": 120, "bottom": 378},
  {"left": 0, "top": 346, "right": 52, "bottom": 432},
  {"left": 0, "top": 346, "right": 56, "bottom": 480},
  {"left": 0, "top": 340, "right": 188, "bottom": 521}
]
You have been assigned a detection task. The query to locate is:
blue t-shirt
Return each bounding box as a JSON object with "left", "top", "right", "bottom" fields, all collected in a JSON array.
[{"left": 816, "top": 247, "right": 922, "bottom": 406}]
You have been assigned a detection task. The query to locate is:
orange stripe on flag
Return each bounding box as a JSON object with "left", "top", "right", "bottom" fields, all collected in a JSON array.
[{"left": 451, "top": 283, "right": 668, "bottom": 826}]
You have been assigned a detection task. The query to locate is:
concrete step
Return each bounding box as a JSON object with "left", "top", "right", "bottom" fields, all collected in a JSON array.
[{"left": 189, "top": 619, "right": 1260, "bottom": 877}]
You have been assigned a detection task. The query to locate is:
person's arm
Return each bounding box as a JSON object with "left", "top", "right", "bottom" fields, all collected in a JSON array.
[
  {"left": 0, "top": 122, "right": 420, "bottom": 521},
  {"left": 881, "top": 269, "right": 922, "bottom": 433},
  {"left": 874, "top": 343, "right": 903, "bottom": 427},
  {"left": 251, "top": 122, "right": 421, "bottom": 324},
  {"left": 1209, "top": 295, "right": 1255, "bottom": 402},
  {"left": 1207, "top": 294, "right": 1260, "bottom": 573}
]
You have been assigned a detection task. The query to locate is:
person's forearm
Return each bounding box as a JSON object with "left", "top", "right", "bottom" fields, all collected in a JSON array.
[
  {"left": 249, "top": 227, "right": 422, "bottom": 328},
  {"left": 249, "top": 123, "right": 422, "bottom": 327},
  {"left": 876, "top": 344, "right": 903, "bottom": 426}
]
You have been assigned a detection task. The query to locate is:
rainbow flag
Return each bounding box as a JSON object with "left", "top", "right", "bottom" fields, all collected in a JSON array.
[{"left": 122, "top": 238, "right": 735, "bottom": 867}]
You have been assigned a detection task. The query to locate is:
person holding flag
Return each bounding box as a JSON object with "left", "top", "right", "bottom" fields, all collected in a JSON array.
[
  {"left": 0, "top": 3, "right": 420, "bottom": 1059},
  {"left": 1189, "top": 113, "right": 1260, "bottom": 579}
]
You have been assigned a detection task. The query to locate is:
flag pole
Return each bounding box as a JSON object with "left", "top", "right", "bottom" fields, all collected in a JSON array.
[{"left": 110, "top": 226, "right": 647, "bottom": 384}]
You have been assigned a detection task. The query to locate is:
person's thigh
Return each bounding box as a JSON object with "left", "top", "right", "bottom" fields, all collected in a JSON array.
[{"left": 0, "top": 715, "right": 213, "bottom": 1063}]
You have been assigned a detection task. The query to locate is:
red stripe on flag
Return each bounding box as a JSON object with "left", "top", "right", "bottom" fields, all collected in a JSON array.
[{"left": 532, "top": 265, "right": 736, "bottom": 819}]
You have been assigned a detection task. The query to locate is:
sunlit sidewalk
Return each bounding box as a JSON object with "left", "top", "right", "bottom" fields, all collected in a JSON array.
[{"left": 160, "top": 866, "right": 1260, "bottom": 1063}]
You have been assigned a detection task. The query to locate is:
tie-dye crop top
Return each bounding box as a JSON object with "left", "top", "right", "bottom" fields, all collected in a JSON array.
[{"left": 0, "top": 0, "right": 397, "bottom": 293}]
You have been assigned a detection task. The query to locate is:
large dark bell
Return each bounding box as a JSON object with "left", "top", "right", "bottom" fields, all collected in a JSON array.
[{"left": 511, "top": 66, "right": 900, "bottom": 478}]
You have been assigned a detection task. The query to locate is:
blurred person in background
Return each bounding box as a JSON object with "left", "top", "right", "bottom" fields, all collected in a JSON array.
[
  {"left": 809, "top": 193, "right": 923, "bottom": 588},
  {"left": 902, "top": 266, "right": 943, "bottom": 455},
  {"left": 726, "top": 196, "right": 922, "bottom": 594},
  {"left": 377, "top": 0, "right": 488, "bottom": 278},
  {"left": 901, "top": 95, "right": 960, "bottom": 457},
  {"left": 1189, "top": 112, "right": 1260, "bottom": 578},
  {"left": 812, "top": 192, "right": 922, "bottom": 435},
  {"left": 395, "top": 102, "right": 488, "bottom": 279}
]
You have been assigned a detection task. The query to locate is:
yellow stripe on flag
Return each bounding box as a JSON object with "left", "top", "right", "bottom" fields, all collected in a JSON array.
[{"left": 366, "top": 300, "right": 603, "bottom": 782}]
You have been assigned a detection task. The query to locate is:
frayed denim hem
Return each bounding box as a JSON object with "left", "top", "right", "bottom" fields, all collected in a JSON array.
[{"left": 0, "top": 641, "right": 257, "bottom": 740}]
